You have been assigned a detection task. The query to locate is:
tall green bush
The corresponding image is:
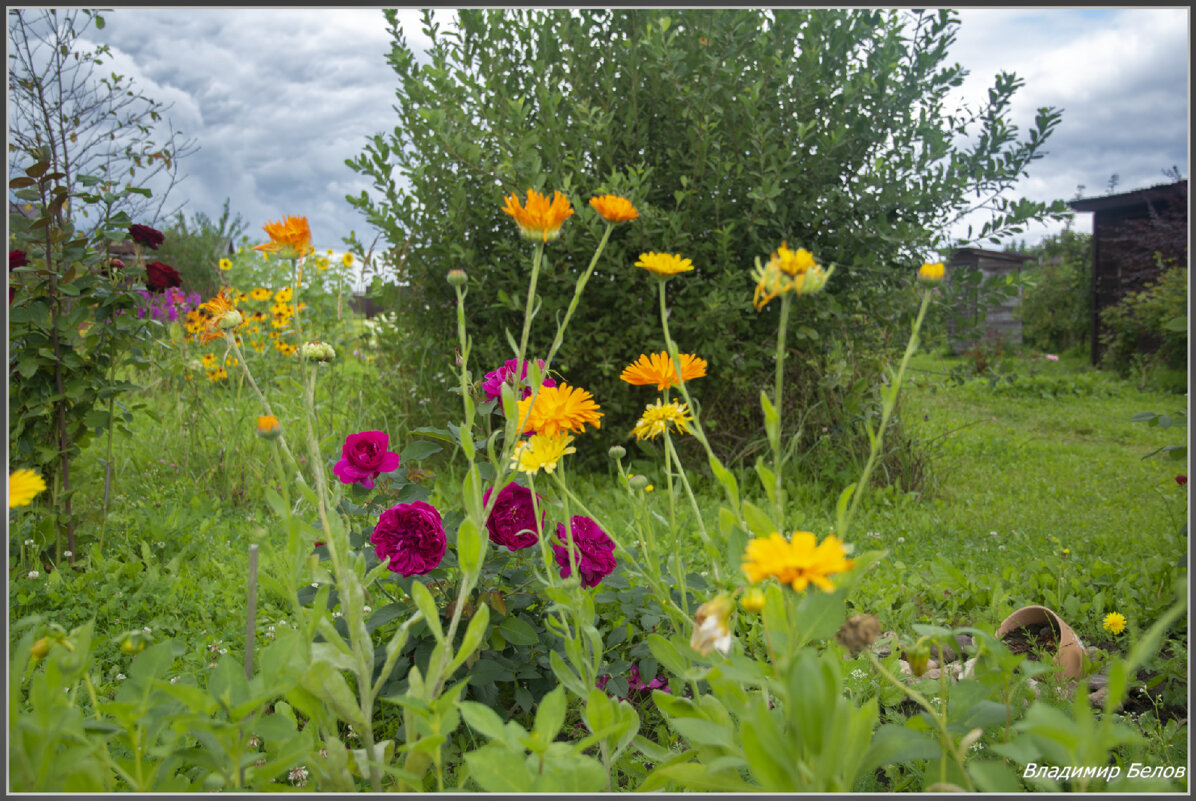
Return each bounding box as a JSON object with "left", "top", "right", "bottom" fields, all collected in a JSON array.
[
  {"left": 346, "top": 8, "right": 1068, "bottom": 465},
  {"left": 1020, "top": 230, "right": 1091, "bottom": 354},
  {"left": 1099, "top": 262, "right": 1188, "bottom": 391}
]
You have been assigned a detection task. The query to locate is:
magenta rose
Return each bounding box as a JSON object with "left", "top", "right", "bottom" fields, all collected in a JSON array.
[
  {"left": 483, "top": 482, "right": 543, "bottom": 551},
  {"left": 371, "top": 500, "right": 446, "bottom": 576},
  {"left": 552, "top": 515, "right": 617, "bottom": 588},
  {"left": 129, "top": 224, "right": 165, "bottom": 249},
  {"left": 333, "top": 430, "right": 400, "bottom": 489},
  {"left": 481, "top": 358, "right": 556, "bottom": 402},
  {"left": 145, "top": 261, "right": 182, "bottom": 292}
]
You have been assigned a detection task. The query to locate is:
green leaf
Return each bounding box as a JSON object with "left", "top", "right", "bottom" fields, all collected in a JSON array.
[
  {"left": 464, "top": 743, "right": 535, "bottom": 791},
  {"left": 741, "top": 501, "right": 776, "bottom": 538},
  {"left": 498, "top": 614, "right": 538, "bottom": 646},
  {"left": 409, "top": 580, "right": 444, "bottom": 643},
  {"left": 400, "top": 440, "right": 443, "bottom": 461},
  {"left": 459, "top": 700, "right": 509, "bottom": 742},
  {"left": 532, "top": 685, "right": 567, "bottom": 742}
]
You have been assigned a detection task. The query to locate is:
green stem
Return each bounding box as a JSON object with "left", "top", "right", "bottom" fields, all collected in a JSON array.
[
  {"left": 543, "top": 224, "right": 613, "bottom": 369},
  {"left": 515, "top": 241, "right": 545, "bottom": 370},
  {"left": 771, "top": 292, "right": 793, "bottom": 525},
  {"left": 664, "top": 433, "right": 720, "bottom": 583},
  {"left": 837, "top": 289, "right": 933, "bottom": 539}
]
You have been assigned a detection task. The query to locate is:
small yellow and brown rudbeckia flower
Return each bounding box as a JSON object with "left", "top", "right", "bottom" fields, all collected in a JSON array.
[
  {"left": 218, "top": 258, "right": 232, "bottom": 271},
  {"left": 742, "top": 530, "right": 854, "bottom": 593},
  {"left": 502, "top": 188, "right": 574, "bottom": 242},
  {"left": 342, "top": 252, "right": 355, "bottom": 268},
  {"left": 589, "top": 194, "right": 639, "bottom": 224},
  {"left": 690, "top": 594, "right": 734, "bottom": 656},
  {"left": 918, "top": 261, "right": 945, "bottom": 286},
  {"left": 253, "top": 215, "right": 313, "bottom": 259},
  {"left": 630, "top": 399, "right": 693, "bottom": 441},
  {"left": 635, "top": 251, "right": 695, "bottom": 277},
  {"left": 516, "top": 383, "right": 603, "bottom": 438},
  {"left": 9, "top": 469, "right": 47, "bottom": 508},
  {"left": 620, "top": 351, "right": 707, "bottom": 390},
  {"left": 751, "top": 242, "right": 833, "bottom": 310},
  {"left": 249, "top": 287, "right": 271, "bottom": 301},
  {"left": 510, "top": 432, "right": 577, "bottom": 476}
]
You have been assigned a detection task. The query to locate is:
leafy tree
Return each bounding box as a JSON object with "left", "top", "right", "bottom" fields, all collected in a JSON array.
[
  {"left": 347, "top": 9, "right": 1069, "bottom": 463},
  {"left": 1020, "top": 230, "right": 1092, "bottom": 355},
  {"left": 7, "top": 8, "right": 198, "bottom": 227}
]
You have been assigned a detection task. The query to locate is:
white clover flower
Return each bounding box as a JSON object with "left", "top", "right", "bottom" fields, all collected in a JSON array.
[
  {"left": 896, "top": 537, "right": 905, "bottom": 544},
  {"left": 27, "top": 571, "right": 39, "bottom": 579},
  {"left": 362, "top": 606, "right": 371, "bottom": 614},
  {"left": 23, "top": 539, "right": 34, "bottom": 546},
  {"left": 115, "top": 673, "right": 127, "bottom": 681},
  {"left": 62, "top": 550, "right": 72, "bottom": 558},
  {"left": 170, "top": 676, "right": 180, "bottom": 684}
]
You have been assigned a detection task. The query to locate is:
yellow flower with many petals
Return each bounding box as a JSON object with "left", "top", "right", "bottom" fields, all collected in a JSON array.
[
  {"left": 274, "top": 287, "right": 293, "bottom": 304},
  {"left": 589, "top": 194, "right": 639, "bottom": 224},
  {"left": 635, "top": 252, "right": 694, "bottom": 277},
  {"left": 620, "top": 351, "right": 707, "bottom": 390},
  {"left": 742, "top": 530, "right": 853, "bottom": 593},
  {"left": 918, "top": 262, "right": 945, "bottom": 286},
  {"left": 502, "top": 189, "right": 574, "bottom": 242},
  {"left": 516, "top": 383, "right": 603, "bottom": 438},
  {"left": 510, "top": 432, "right": 577, "bottom": 476},
  {"left": 249, "top": 287, "right": 271, "bottom": 301},
  {"left": 9, "top": 469, "right": 47, "bottom": 508},
  {"left": 256, "top": 415, "right": 282, "bottom": 440},
  {"left": 630, "top": 399, "right": 693, "bottom": 441},
  {"left": 197, "top": 290, "right": 241, "bottom": 342},
  {"left": 1102, "top": 611, "right": 1127, "bottom": 635},
  {"left": 218, "top": 258, "right": 232, "bottom": 271},
  {"left": 253, "top": 215, "right": 312, "bottom": 259},
  {"left": 751, "top": 242, "right": 833, "bottom": 310},
  {"left": 342, "top": 252, "right": 354, "bottom": 268},
  {"left": 314, "top": 256, "right": 330, "bottom": 271}
]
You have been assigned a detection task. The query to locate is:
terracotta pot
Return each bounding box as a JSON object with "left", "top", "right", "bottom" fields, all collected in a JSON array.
[{"left": 996, "top": 605, "right": 1086, "bottom": 680}]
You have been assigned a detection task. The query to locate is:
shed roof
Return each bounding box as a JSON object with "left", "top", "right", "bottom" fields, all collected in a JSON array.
[
  {"left": 949, "top": 247, "right": 1035, "bottom": 264},
  {"left": 1068, "top": 180, "right": 1187, "bottom": 213}
]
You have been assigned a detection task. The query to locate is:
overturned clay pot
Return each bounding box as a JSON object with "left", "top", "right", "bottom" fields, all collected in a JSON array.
[{"left": 996, "top": 605, "right": 1086, "bottom": 680}]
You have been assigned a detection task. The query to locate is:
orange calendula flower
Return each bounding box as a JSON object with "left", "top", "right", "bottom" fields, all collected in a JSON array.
[
  {"left": 256, "top": 415, "right": 282, "bottom": 440},
  {"left": 742, "top": 530, "right": 854, "bottom": 593},
  {"left": 253, "top": 215, "right": 312, "bottom": 259},
  {"left": 635, "top": 252, "right": 694, "bottom": 277},
  {"left": 589, "top": 194, "right": 639, "bottom": 224},
  {"left": 197, "top": 289, "right": 242, "bottom": 342},
  {"left": 516, "top": 383, "right": 603, "bottom": 438},
  {"left": 620, "top": 351, "right": 707, "bottom": 390},
  {"left": 502, "top": 189, "right": 574, "bottom": 242},
  {"left": 751, "top": 242, "right": 833, "bottom": 310}
]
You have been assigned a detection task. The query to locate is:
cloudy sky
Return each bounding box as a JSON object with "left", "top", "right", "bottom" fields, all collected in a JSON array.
[{"left": 14, "top": 7, "right": 1189, "bottom": 261}]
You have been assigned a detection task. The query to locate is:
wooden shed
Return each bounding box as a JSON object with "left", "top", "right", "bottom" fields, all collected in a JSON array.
[
  {"left": 944, "top": 247, "right": 1035, "bottom": 354},
  {"left": 1068, "top": 180, "right": 1188, "bottom": 364}
]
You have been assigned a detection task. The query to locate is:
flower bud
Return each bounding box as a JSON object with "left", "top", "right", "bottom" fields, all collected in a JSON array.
[
  {"left": 690, "top": 594, "right": 733, "bottom": 656},
  {"left": 30, "top": 636, "right": 51, "bottom": 661},
  {"left": 628, "top": 474, "right": 649, "bottom": 491},
  {"left": 297, "top": 341, "right": 335, "bottom": 362},
  {"left": 905, "top": 641, "right": 931, "bottom": 677},
  {"left": 120, "top": 635, "right": 145, "bottom": 655},
  {"left": 608, "top": 445, "right": 626, "bottom": 460},
  {"left": 217, "top": 309, "right": 243, "bottom": 329},
  {"left": 446, "top": 269, "right": 467, "bottom": 287},
  {"left": 740, "top": 586, "right": 766, "bottom": 613},
  {"left": 256, "top": 415, "right": 282, "bottom": 440},
  {"left": 917, "top": 262, "right": 945, "bottom": 286}
]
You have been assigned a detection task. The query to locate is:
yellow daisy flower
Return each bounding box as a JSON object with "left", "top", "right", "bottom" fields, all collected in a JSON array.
[
  {"left": 249, "top": 287, "right": 271, "bottom": 301},
  {"left": 751, "top": 242, "right": 833, "bottom": 310},
  {"left": 274, "top": 286, "right": 293, "bottom": 303},
  {"left": 630, "top": 399, "right": 694, "bottom": 441},
  {"left": 342, "top": 252, "right": 354, "bottom": 267},
  {"left": 742, "top": 531, "right": 854, "bottom": 593},
  {"left": 218, "top": 258, "right": 232, "bottom": 271},
  {"left": 635, "top": 251, "right": 694, "bottom": 277},
  {"left": 510, "top": 433, "right": 576, "bottom": 476},
  {"left": 502, "top": 188, "right": 574, "bottom": 242},
  {"left": 515, "top": 383, "right": 603, "bottom": 438},
  {"left": 9, "top": 469, "right": 47, "bottom": 508},
  {"left": 620, "top": 351, "right": 707, "bottom": 390},
  {"left": 918, "top": 262, "right": 945, "bottom": 285}
]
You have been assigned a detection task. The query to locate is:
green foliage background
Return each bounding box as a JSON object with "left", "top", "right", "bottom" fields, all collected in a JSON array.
[
  {"left": 1019, "top": 230, "right": 1092, "bottom": 355},
  {"left": 346, "top": 8, "right": 1069, "bottom": 463}
]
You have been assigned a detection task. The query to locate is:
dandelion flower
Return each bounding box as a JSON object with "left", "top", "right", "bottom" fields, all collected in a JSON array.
[
  {"left": 254, "top": 216, "right": 312, "bottom": 259},
  {"left": 751, "top": 242, "right": 832, "bottom": 310},
  {"left": 742, "top": 530, "right": 854, "bottom": 593},
  {"left": 516, "top": 383, "right": 603, "bottom": 438},
  {"left": 9, "top": 469, "right": 47, "bottom": 507},
  {"left": 631, "top": 399, "right": 694, "bottom": 441},
  {"left": 502, "top": 189, "right": 574, "bottom": 242},
  {"left": 1102, "top": 612, "right": 1127, "bottom": 636},
  {"left": 918, "top": 262, "right": 945, "bottom": 286},
  {"left": 510, "top": 433, "right": 576, "bottom": 476},
  {"left": 589, "top": 194, "right": 639, "bottom": 224},
  {"left": 218, "top": 258, "right": 232, "bottom": 271},
  {"left": 620, "top": 351, "right": 707, "bottom": 390},
  {"left": 635, "top": 251, "right": 694, "bottom": 277}
]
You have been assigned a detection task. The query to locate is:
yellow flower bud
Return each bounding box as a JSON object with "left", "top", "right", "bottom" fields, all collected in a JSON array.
[
  {"left": 740, "top": 587, "right": 766, "bottom": 613},
  {"left": 30, "top": 636, "right": 51, "bottom": 661}
]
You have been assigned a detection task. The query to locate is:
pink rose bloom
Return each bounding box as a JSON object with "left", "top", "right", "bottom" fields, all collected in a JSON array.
[
  {"left": 333, "top": 430, "right": 400, "bottom": 489},
  {"left": 371, "top": 500, "right": 446, "bottom": 576},
  {"left": 483, "top": 482, "right": 543, "bottom": 551},
  {"left": 552, "top": 515, "right": 617, "bottom": 588},
  {"left": 481, "top": 358, "right": 556, "bottom": 402}
]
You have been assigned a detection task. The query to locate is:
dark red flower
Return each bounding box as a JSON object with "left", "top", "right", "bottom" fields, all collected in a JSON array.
[
  {"left": 483, "top": 482, "right": 543, "bottom": 551},
  {"left": 333, "top": 431, "right": 400, "bottom": 489},
  {"left": 552, "top": 516, "right": 617, "bottom": 588},
  {"left": 10, "top": 250, "right": 28, "bottom": 270},
  {"left": 1178, "top": 475, "right": 1187, "bottom": 487},
  {"left": 128, "top": 224, "right": 164, "bottom": 249},
  {"left": 145, "top": 261, "right": 182, "bottom": 292},
  {"left": 372, "top": 501, "right": 446, "bottom": 576}
]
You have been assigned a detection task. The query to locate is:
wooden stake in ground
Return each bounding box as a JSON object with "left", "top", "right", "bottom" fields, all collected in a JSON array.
[{"left": 244, "top": 544, "right": 258, "bottom": 680}]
